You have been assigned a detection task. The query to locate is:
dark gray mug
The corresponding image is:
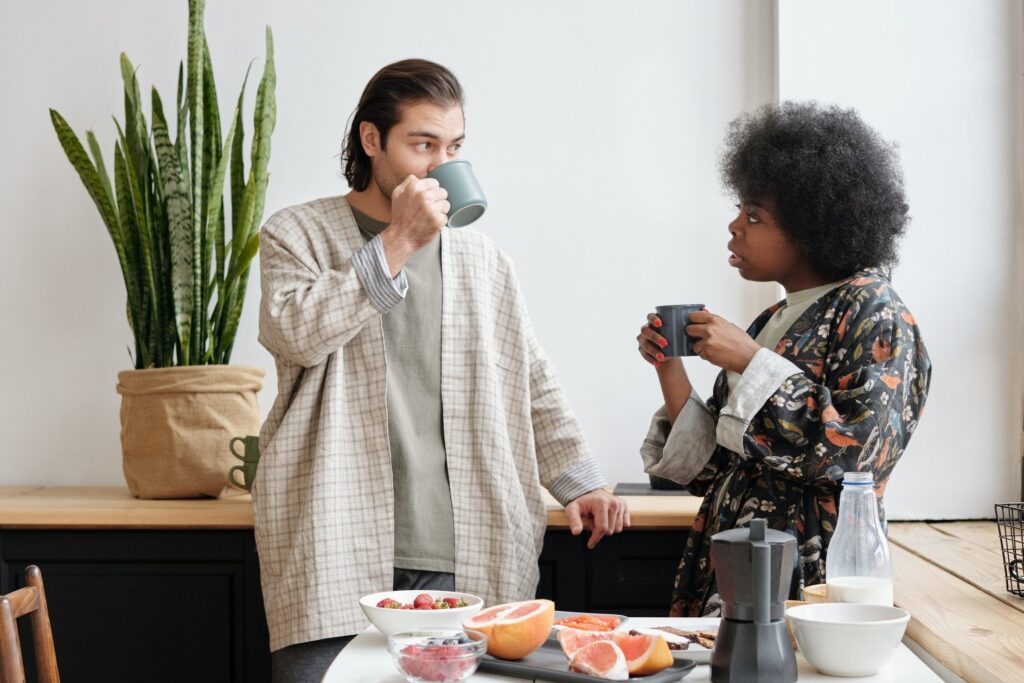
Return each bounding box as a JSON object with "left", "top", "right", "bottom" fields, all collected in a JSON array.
[
  {"left": 426, "top": 159, "right": 487, "bottom": 228},
  {"left": 655, "top": 304, "right": 704, "bottom": 357}
]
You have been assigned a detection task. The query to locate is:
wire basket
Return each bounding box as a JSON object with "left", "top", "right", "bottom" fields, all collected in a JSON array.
[{"left": 995, "top": 503, "right": 1024, "bottom": 597}]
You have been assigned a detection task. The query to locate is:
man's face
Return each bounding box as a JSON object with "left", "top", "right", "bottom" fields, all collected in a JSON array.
[{"left": 363, "top": 101, "right": 465, "bottom": 201}]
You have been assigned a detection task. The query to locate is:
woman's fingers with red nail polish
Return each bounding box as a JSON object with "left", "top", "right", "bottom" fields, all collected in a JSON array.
[{"left": 639, "top": 316, "right": 669, "bottom": 365}]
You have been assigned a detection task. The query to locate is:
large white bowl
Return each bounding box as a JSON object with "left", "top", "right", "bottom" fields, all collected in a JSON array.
[
  {"left": 359, "top": 590, "right": 483, "bottom": 636},
  {"left": 786, "top": 602, "right": 910, "bottom": 677}
]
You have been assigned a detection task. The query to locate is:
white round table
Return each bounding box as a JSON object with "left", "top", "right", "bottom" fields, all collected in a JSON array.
[{"left": 322, "top": 617, "right": 942, "bottom": 682}]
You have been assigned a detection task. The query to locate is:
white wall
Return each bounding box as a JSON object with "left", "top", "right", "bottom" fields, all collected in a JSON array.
[
  {"left": 777, "top": 0, "right": 1023, "bottom": 518},
  {"left": 0, "top": 1, "right": 1018, "bottom": 519}
]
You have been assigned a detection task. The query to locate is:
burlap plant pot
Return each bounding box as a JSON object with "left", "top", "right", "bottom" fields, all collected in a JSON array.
[{"left": 116, "top": 365, "right": 264, "bottom": 499}]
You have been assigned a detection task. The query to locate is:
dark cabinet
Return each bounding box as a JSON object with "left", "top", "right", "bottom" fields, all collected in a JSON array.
[
  {"left": 0, "top": 530, "right": 270, "bottom": 683},
  {"left": 0, "top": 527, "right": 685, "bottom": 682},
  {"left": 536, "top": 529, "right": 688, "bottom": 616}
]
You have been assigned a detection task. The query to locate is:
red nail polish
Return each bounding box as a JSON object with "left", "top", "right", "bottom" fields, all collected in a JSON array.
[
  {"left": 659, "top": 339, "right": 668, "bottom": 347},
  {"left": 656, "top": 352, "right": 664, "bottom": 361},
  {"left": 654, "top": 361, "right": 662, "bottom": 368},
  {"left": 653, "top": 318, "right": 662, "bottom": 327}
]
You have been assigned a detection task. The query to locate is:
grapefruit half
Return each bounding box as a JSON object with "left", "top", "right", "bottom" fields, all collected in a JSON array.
[{"left": 462, "top": 598, "right": 554, "bottom": 660}]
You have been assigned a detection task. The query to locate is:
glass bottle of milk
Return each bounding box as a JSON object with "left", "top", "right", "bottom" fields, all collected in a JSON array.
[{"left": 824, "top": 471, "right": 894, "bottom": 606}]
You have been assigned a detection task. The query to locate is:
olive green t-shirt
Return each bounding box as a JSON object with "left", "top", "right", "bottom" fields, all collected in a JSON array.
[
  {"left": 726, "top": 280, "right": 845, "bottom": 395},
  {"left": 351, "top": 207, "right": 455, "bottom": 573}
]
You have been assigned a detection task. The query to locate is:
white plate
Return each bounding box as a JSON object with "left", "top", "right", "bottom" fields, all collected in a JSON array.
[{"left": 626, "top": 617, "right": 719, "bottom": 664}]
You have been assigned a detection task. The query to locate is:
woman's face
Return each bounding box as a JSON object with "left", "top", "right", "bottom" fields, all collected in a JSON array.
[{"left": 727, "top": 199, "right": 827, "bottom": 292}]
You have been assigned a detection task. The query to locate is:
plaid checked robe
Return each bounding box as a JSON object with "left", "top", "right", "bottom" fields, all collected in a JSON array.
[{"left": 254, "top": 196, "right": 598, "bottom": 651}]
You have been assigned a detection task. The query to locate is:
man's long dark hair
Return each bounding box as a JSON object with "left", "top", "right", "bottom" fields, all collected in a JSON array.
[{"left": 341, "top": 59, "right": 465, "bottom": 191}]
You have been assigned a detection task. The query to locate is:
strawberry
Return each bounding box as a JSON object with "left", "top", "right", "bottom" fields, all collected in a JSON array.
[
  {"left": 400, "top": 604, "right": 415, "bottom": 610},
  {"left": 413, "top": 593, "right": 434, "bottom": 609},
  {"left": 376, "top": 598, "right": 400, "bottom": 609},
  {"left": 442, "top": 597, "right": 460, "bottom": 608},
  {"left": 416, "top": 604, "right": 433, "bottom": 610}
]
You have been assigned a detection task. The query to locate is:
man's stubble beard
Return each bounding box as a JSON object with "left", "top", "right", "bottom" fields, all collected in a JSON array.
[{"left": 371, "top": 156, "right": 402, "bottom": 204}]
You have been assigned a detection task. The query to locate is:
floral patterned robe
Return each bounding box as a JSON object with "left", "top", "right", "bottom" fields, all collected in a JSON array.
[{"left": 655, "top": 267, "right": 931, "bottom": 616}]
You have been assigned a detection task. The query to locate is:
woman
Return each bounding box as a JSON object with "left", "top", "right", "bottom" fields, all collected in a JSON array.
[{"left": 637, "top": 102, "right": 932, "bottom": 617}]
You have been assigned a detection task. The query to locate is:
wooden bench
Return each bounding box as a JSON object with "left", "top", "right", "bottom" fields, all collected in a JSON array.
[{"left": 889, "top": 521, "right": 1024, "bottom": 683}]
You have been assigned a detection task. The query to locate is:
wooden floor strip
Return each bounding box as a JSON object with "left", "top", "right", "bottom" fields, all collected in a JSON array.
[
  {"left": 893, "top": 544, "right": 1024, "bottom": 683},
  {"left": 932, "top": 521, "right": 1003, "bottom": 552},
  {"left": 889, "top": 522, "right": 1024, "bottom": 615}
]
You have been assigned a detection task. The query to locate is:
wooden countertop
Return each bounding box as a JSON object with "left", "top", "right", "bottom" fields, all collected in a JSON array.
[
  {"left": 0, "top": 486, "right": 700, "bottom": 530},
  {"left": 889, "top": 521, "right": 1024, "bottom": 683}
]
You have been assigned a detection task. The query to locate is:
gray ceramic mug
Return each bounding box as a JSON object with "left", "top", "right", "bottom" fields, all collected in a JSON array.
[
  {"left": 656, "top": 304, "right": 705, "bottom": 357},
  {"left": 426, "top": 160, "right": 487, "bottom": 228}
]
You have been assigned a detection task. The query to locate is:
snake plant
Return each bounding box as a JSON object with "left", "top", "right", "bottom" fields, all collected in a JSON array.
[{"left": 50, "top": 0, "right": 275, "bottom": 368}]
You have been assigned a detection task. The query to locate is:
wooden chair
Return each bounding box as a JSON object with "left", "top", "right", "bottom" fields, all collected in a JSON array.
[{"left": 0, "top": 565, "right": 59, "bottom": 683}]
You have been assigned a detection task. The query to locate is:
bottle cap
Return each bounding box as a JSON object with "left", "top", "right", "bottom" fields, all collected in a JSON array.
[{"left": 843, "top": 471, "right": 874, "bottom": 485}]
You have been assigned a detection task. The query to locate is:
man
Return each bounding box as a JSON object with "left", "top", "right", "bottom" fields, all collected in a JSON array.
[{"left": 255, "top": 59, "right": 629, "bottom": 680}]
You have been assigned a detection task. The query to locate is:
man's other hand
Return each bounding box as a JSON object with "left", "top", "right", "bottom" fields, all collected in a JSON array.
[{"left": 565, "top": 489, "right": 631, "bottom": 549}]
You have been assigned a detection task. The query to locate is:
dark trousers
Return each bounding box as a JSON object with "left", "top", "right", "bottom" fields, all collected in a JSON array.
[{"left": 270, "top": 567, "right": 456, "bottom": 682}]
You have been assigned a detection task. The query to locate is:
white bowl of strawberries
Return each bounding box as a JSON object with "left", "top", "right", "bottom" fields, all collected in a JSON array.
[{"left": 359, "top": 590, "right": 484, "bottom": 636}]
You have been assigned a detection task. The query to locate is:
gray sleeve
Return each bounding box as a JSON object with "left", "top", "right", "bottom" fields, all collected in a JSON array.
[
  {"left": 546, "top": 459, "right": 608, "bottom": 507},
  {"left": 351, "top": 234, "right": 409, "bottom": 313},
  {"left": 716, "top": 347, "right": 803, "bottom": 455},
  {"left": 640, "top": 395, "right": 717, "bottom": 485}
]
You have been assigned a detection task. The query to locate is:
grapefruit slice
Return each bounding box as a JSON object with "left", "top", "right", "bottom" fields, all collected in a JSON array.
[
  {"left": 612, "top": 632, "right": 673, "bottom": 676},
  {"left": 462, "top": 598, "right": 554, "bottom": 660},
  {"left": 554, "top": 614, "right": 621, "bottom": 631},
  {"left": 569, "top": 640, "right": 628, "bottom": 680},
  {"left": 557, "top": 627, "right": 612, "bottom": 658}
]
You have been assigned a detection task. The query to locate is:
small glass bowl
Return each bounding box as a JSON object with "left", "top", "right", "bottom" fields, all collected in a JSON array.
[{"left": 386, "top": 629, "right": 488, "bottom": 683}]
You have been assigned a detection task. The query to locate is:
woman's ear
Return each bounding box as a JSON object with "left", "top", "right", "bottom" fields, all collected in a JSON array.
[{"left": 359, "top": 121, "right": 381, "bottom": 158}]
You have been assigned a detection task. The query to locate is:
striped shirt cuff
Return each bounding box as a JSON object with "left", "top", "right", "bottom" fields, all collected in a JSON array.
[
  {"left": 547, "top": 459, "right": 608, "bottom": 507},
  {"left": 352, "top": 235, "right": 409, "bottom": 313},
  {"left": 717, "top": 347, "right": 802, "bottom": 456},
  {"left": 640, "top": 395, "right": 717, "bottom": 485}
]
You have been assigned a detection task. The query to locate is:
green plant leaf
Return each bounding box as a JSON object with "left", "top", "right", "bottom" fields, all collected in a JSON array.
[
  {"left": 218, "top": 264, "right": 253, "bottom": 363},
  {"left": 202, "top": 110, "right": 237, "bottom": 360},
  {"left": 234, "top": 27, "right": 275, "bottom": 263},
  {"left": 216, "top": 230, "right": 258, "bottom": 361},
  {"left": 113, "top": 142, "right": 151, "bottom": 368},
  {"left": 229, "top": 63, "right": 251, "bottom": 242},
  {"left": 199, "top": 37, "right": 223, "bottom": 358},
  {"left": 85, "top": 131, "right": 115, "bottom": 213},
  {"left": 223, "top": 62, "right": 252, "bottom": 329},
  {"left": 220, "top": 28, "right": 273, "bottom": 357},
  {"left": 175, "top": 60, "right": 189, "bottom": 201},
  {"left": 187, "top": 0, "right": 206, "bottom": 364},
  {"left": 152, "top": 89, "right": 194, "bottom": 362},
  {"left": 50, "top": 110, "right": 147, "bottom": 351}
]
